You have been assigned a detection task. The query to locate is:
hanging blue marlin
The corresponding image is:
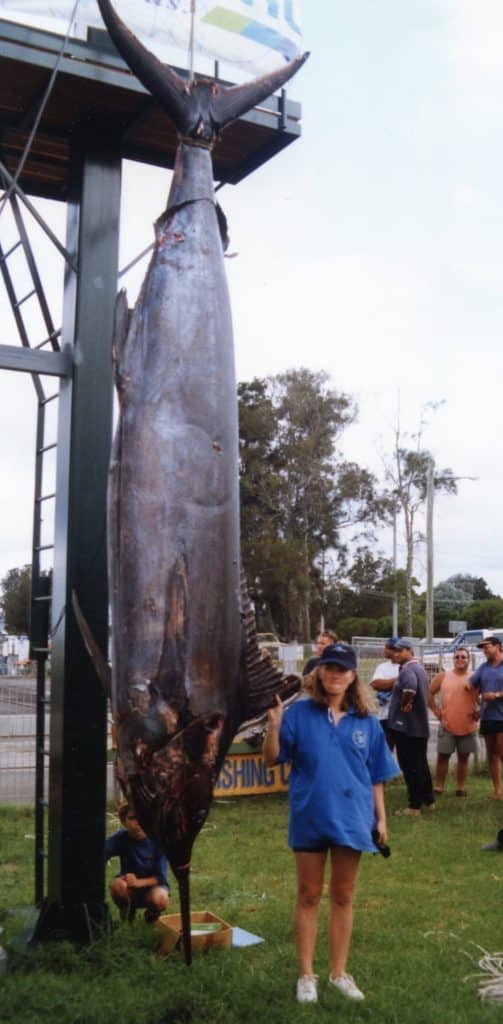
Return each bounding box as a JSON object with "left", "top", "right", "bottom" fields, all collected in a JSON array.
[{"left": 76, "top": 0, "right": 307, "bottom": 963}]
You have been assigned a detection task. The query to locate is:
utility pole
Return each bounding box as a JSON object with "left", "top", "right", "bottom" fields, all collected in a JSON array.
[
  {"left": 392, "top": 505, "right": 398, "bottom": 637},
  {"left": 425, "top": 460, "right": 435, "bottom": 643},
  {"left": 425, "top": 466, "right": 478, "bottom": 645}
]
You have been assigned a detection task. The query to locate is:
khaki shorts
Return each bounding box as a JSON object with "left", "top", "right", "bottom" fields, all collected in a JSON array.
[{"left": 437, "top": 724, "right": 477, "bottom": 756}]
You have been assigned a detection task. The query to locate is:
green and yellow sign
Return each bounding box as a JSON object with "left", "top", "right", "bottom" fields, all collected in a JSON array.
[{"left": 215, "top": 743, "right": 290, "bottom": 796}]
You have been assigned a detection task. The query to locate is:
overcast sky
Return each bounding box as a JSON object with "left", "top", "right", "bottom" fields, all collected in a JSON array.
[{"left": 1, "top": 0, "right": 502, "bottom": 613}]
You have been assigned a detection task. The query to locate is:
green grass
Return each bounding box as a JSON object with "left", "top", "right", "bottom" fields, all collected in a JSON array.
[{"left": 2, "top": 777, "right": 503, "bottom": 1024}]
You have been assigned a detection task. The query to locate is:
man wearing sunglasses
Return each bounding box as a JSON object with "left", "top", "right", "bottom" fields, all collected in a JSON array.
[
  {"left": 469, "top": 636, "right": 503, "bottom": 800},
  {"left": 428, "top": 647, "right": 479, "bottom": 796}
]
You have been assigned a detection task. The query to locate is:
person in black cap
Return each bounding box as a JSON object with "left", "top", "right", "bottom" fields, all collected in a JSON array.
[
  {"left": 468, "top": 635, "right": 503, "bottom": 800},
  {"left": 263, "top": 642, "right": 398, "bottom": 1005},
  {"left": 387, "top": 639, "right": 435, "bottom": 816}
]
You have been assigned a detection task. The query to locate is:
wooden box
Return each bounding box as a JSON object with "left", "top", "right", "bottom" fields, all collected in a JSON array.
[{"left": 156, "top": 910, "right": 233, "bottom": 956}]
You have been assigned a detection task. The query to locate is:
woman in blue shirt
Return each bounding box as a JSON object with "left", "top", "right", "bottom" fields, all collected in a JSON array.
[{"left": 264, "top": 642, "right": 398, "bottom": 1005}]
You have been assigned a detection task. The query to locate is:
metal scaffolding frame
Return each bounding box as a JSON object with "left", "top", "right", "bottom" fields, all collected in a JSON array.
[{"left": 0, "top": 16, "right": 303, "bottom": 942}]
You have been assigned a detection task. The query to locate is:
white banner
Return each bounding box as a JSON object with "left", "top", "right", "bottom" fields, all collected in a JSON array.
[{"left": 0, "top": 0, "right": 303, "bottom": 76}]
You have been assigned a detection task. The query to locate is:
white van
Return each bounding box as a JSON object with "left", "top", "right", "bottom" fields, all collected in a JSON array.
[{"left": 437, "top": 628, "right": 503, "bottom": 672}]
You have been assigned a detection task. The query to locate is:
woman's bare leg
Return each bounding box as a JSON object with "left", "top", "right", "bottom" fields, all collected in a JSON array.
[
  {"left": 328, "top": 846, "right": 361, "bottom": 978},
  {"left": 294, "top": 851, "right": 326, "bottom": 976}
]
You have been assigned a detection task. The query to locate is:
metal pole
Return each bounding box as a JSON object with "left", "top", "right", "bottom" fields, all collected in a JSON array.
[
  {"left": 392, "top": 506, "right": 398, "bottom": 636},
  {"left": 320, "top": 548, "right": 326, "bottom": 634},
  {"left": 425, "top": 459, "right": 434, "bottom": 643},
  {"left": 32, "top": 133, "right": 121, "bottom": 942}
]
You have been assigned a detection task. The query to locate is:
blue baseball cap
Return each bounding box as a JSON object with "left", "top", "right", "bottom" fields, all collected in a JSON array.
[
  {"left": 389, "top": 638, "right": 413, "bottom": 651},
  {"left": 318, "top": 642, "right": 357, "bottom": 670}
]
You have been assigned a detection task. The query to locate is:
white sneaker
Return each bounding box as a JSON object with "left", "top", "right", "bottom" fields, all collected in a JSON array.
[
  {"left": 329, "top": 972, "right": 365, "bottom": 1001},
  {"left": 296, "top": 975, "right": 318, "bottom": 1003}
]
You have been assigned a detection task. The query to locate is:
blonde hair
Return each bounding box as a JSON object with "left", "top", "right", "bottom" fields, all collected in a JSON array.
[{"left": 305, "top": 666, "right": 375, "bottom": 717}]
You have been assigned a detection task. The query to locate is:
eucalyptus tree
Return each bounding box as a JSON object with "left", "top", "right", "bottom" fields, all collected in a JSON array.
[{"left": 239, "top": 369, "right": 385, "bottom": 640}]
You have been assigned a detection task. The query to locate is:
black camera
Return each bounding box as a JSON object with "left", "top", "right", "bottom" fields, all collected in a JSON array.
[{"left": 371, "top": 828, "right": 391, "bottom": 858}]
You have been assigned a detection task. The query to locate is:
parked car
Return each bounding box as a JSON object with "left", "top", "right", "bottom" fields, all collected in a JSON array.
[
  {"left": 423, "top": 628, "right": 503, "bottom": 672},
  {"left": 256, "top": 632, "right": 282, "bottom": 665}
]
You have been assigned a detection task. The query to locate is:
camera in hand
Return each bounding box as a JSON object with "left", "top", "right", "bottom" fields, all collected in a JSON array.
[{"left": 371, "top": 828, "right": 391, "bottom": 858}]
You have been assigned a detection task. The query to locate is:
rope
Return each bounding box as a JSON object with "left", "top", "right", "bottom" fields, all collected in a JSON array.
[
  {"left": 476, "top": 950, "right": 503, "bottom": 1002},
  {"left": 0, "top": 0, "right": 81, "bottom": 222},
  {"left": 188, "top": 0, "right": 196, "bottom": 83}
]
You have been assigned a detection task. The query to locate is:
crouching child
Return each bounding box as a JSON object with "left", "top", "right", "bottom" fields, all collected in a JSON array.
[{"left": 105, "top": 801, "right": 170, "bottom": 923}]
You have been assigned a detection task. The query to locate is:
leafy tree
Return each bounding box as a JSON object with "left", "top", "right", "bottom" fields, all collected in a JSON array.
[
  {"left": 426, "top": 575, "right": 498, "bottom": 635},
  {"left": 336, "top": 617, "right": 380, "bottom": 642},
  {"left": 434, "top": 579, "right": 476, "bottom": 612},
  {"left": 326, "top": 548, "right": 419, "bottom": 637},
  {"left": 385, "top": 417, "right": 458, "bottom": 634},
  {"left": 1, "top": 565, "right": 31, "bottom": 635},
  {"left": 239, "top": 370, "right": 386, "bottom": 640},
  {"left": 435, "top": 574, "right": 496, "bottom": 606},
  {"left": 464, "top": 598, "right": 503, "bottom": 629},
  {"left": 471, "top": 577, "right": 497, "bottom": 601}
]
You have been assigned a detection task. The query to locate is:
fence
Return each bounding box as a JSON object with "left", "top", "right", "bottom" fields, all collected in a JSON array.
[
  {"left": 352, "top": 636, "right": 483, "bottom": 682},
  {"left": 2, "top": 644, "right": 486, "bottom": 804},
  {"left": 0, "top": 675, "right": 115, "bottom": 807}
]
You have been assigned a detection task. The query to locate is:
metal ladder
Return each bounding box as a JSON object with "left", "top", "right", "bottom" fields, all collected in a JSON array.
[{"left": 0, "top": 183, "right": 60, "bottom": 904}]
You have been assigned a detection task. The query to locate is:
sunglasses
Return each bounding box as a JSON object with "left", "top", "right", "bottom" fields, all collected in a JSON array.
[{"left": 454, "top": 655, "right": 468, "bottom": 660}]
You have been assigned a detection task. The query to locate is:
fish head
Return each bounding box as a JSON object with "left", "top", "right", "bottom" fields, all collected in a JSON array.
[{"left": 126, "top": 712, "right": 226, "bottom": 870}]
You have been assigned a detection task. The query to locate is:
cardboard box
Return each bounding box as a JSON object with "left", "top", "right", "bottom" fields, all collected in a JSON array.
[{"left": 156, "top": 910, "right": 233, "bottom": 956}]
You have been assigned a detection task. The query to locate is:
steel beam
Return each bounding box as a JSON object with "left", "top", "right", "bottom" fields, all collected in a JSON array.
[
  {"left": 32, "top": 134, "right": 121, "bottom": 942},
  {"left": 0, "top": 344, "right": 70, "bottom": 376}
]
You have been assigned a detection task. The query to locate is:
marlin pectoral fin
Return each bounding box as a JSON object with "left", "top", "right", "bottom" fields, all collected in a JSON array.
[{"left": 71, "top": 590, "right": 112, "bottom": 697}]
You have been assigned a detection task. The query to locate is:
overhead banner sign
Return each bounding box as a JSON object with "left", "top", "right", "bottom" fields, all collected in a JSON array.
[{"left": 0, "top": 0, "right": 303, "bottom": 75}]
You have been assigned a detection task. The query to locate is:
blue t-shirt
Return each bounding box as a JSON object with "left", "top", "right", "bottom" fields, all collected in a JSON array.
[
  {"left": 470, "top": 662, "right": 503, "bottom": 722},
  {"left": 105, "top": 829, "right": 169, "bottom": 888},
  {"left": 277, "top": 699, "right": 399, "bottom": 852}
]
